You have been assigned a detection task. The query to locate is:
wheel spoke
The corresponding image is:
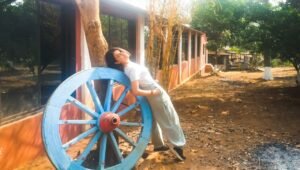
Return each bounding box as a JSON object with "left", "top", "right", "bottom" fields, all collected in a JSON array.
[
  {"left": 108, "top": 132, "right": 123, "bottom": 162},
  {"left": 104, "top": 80, "right": 114, "bottom": 111},
  {"left": 87, "top": 81, "right": 105, "bottom": 113},
  {"left": 120, "top": 121, "right": 143, "bottom": 127},
  {"left": 111, "top": 87, "right": 130, "bottom": 113},
  {"left": 58, "top": 120, "right": 97, "bottom": 125},
  {"left": 62, "top": 127, "right": 97, "bottom": 150},
  {"left": 67, "top": 96, "right": 99, "bottom": 118},
  {"left": 99, "top": 134, "right": 108, "bottom": 169},
  {"left": 117, "top": 102, "right": 140, "bottom": 117},
  {"left": 75, "top": 131, "right": 102, "bottom": 164},
  {"left": 114, "top": 128, "right": 136, "bottom": 147}
]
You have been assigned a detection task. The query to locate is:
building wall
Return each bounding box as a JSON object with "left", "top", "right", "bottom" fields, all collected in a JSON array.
[
  {"left": 0, "top": 113, "right": 44, "bottom": 170},
  {"left": 191, "top": 58, "right": 196, "bottom": 75},
  {"left": 181, "top": 61, "right": 189, "bottom": 82},
  {"left": 199, "top": 34, "right": 208, "bottom": 74},
  {"left": 156, "top": 65, "right": 179, "bottom": 91},
  {"left": 168, "top": 65, "right": 180, "bottom": 90},
  {"left": 0, "top": 3, "right": 82, "bottom": 170}
]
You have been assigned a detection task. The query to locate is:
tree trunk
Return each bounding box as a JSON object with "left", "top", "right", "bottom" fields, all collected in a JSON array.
[
  {"left": 75, "top": 0, "right": 116, "bottom": 167},
  {"left": 263, "top": 50, "right": 273, "bottom": 80},
  {"left": 296, "top": 72, "right": 300, "bottom": 86},
  {"left": 290, "top": 58, "right": 300, "bottom": 86},
  {"left": 75, "top": 0, "right": 108, "bottom": 67},
  {"left": 263, "top": 50, "right": 271, "bottom": 67}
]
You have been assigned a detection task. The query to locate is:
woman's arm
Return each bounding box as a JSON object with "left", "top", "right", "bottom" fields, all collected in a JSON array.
[{"left": 131, "top": 80, "right": 160, "bottom": 96}]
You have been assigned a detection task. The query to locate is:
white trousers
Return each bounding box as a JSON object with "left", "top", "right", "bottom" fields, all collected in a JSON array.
[{"left": 143, "top": 83, "right": 186, "bottom": 148}]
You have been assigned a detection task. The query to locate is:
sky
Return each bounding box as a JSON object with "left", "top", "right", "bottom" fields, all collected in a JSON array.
[{"left": 269, "top": 0, "right": 286, "bottom": 6}]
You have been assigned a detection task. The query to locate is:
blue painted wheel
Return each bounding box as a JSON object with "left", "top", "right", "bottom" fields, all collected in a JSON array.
[{"left": 42, "top": 68, "right": 153, "bottom": 170}]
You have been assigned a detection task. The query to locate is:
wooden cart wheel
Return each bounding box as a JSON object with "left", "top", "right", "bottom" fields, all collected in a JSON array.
[{"left": 42, "top": 68, "right": 152, "bottom": 170}]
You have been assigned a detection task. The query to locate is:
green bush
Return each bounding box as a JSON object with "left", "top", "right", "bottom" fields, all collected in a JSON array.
[{"left": 271, "top": 59, "right": 293, "bottom": 67}]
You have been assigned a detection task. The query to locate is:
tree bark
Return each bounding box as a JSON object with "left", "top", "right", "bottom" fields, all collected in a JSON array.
[
  {"left": 263, "top": 50, "right": 272, "bottom": 67},
  {"left": 75, "top": 0, "right": 108, "bottom": 67},
  {"left": 290, "top": 58, "right": 300, "bottom": 86},
  {"left": 75, "top": 0, "right": 117, "bottom": 167},
  {"left": 263, "top": 50, "right": 273, "bottom": 80}
]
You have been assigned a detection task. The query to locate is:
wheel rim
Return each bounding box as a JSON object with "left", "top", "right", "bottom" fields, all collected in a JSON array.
[{"left": 42, "top": 68, "right": 152, "bottom": 170}]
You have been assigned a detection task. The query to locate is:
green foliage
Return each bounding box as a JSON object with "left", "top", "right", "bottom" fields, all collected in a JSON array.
[
  {"left": 272, "top": 58, "right": 293, "bottom": 67},
  {"left": 191, "top": 0, "right": 247, "bottom": 52},
  {"left": 0, "top": 0, "right": 65, "bottom": 75},
  {"left": 0, "top": 0, "right": 38, "bottom": 72},
  {"left": 273, "top": 1, "right": 300, "bottom": 72},
  {"left": 191, "top": 0, "right": 300, "bottom": 74},
  {"left": 240, "top": 1, "right": 276, "bottom": 53}
]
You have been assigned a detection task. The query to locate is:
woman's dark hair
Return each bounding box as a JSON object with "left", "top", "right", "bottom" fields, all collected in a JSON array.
[{"left": 104, "top": 47, "right": 124, "bottom": 71}]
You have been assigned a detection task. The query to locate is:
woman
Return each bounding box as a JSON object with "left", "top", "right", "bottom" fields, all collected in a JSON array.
[{"left": 105, "top": 47, "right": 186, "bottom": 161}]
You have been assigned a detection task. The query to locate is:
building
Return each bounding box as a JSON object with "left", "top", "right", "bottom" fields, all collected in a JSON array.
[
  {"left": 0, "top": 0, "right": 208, "bottom": 169},
  {"left": 208, "top": 50, "right": 252, "bottom": 71}
]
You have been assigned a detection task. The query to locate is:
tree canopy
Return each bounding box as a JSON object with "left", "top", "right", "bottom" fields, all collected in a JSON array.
[
  {"left": 191, "top": 0, "right": 243, "bottom": 52},
  {"left": 273, "top": 0, "right": 300, "bottom": 73},
  {"left": 191, "top": 0, "right": 300, "bottom": 79}
]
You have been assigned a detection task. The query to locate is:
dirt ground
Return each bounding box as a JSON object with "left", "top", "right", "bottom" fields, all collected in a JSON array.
[{"left": 17, "top": 67, "right": 300, "bottom": 170}]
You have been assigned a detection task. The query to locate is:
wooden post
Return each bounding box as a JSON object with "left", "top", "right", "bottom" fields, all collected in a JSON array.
[
  {"left": 194, "top": 33, "right": 198, "bottom": 71},
  {"left": 188, "top": 31, "right": 191, "bottom": 76},
  {"left": 136, "top": 15, "right": 145, "bottom": 65},
  {"left": 178, "top": 29, "right": 183, "bottom": 84}
]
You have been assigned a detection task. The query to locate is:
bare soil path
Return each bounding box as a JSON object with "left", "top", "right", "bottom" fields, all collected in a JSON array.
[
  {"left": 17, "top": 67, "right": 300, "bottom": 170},
  {"left": 137, "top": 67, "right": 300, "bottom": 170}
]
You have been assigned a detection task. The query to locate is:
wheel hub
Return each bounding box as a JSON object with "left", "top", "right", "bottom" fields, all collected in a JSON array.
[{"left": 99, "top": 112, "right": 120, "bottom": 133}]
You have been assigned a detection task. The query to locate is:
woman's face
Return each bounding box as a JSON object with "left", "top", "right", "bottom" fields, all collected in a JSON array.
[{"left": 113, "top": 48, "right": 130, "bottom": 65}]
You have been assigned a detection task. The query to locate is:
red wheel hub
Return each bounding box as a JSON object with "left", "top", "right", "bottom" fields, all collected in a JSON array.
[{"left": 99, "top": 112, "right": 120, "bottom": 133}]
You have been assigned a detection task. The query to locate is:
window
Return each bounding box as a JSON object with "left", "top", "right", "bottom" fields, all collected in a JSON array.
[
  {"left": 198, "top": 35, "right": 201, "bottom": 57},
  {"left": 101, "top": 15, "right": 136, "bottom": 59},
  {"left": 0, "top": 0, "right": 76, "bottom": 125},
  {"left": 182, "top": 32, "right": 188, "bottom": 61},
  {"left": 172, "top": 30, "right": 179, "bottom": 64},
  {"left": 191, "top": 34, "right": 195, "bottom": 58}
]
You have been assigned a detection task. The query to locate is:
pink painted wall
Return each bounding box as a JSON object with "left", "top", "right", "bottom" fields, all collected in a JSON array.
[
  {"left": 0, "top": 114, "right": 44, "bottom": 170},
  {"left": 191, "top": 58, "right": 196, "bottom": 75},
  {"left": 168, "top": 65, "right": 179, "bottom": 90},
  {"left": 59, "top": 104, "right": 84, "bottom": 143},
  {"left": 197, "top": 57, "right": 201, "bottom": 70},
  {"left": 113, "top": 85, "right": 136, "bottom": 106},
  {"left": 156, "top": 65, "right": 179, "bottom": 91},
  {"left": 0, "top": 103, "right": 83, "bottom": 170},
  {"left": 181, "top": 61, "right": 189, "bottom": 82}
]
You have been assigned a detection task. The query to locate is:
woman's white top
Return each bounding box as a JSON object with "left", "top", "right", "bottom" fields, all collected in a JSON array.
[{"left": 124, "top": 61, "right": 156, "bottom": 87}]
